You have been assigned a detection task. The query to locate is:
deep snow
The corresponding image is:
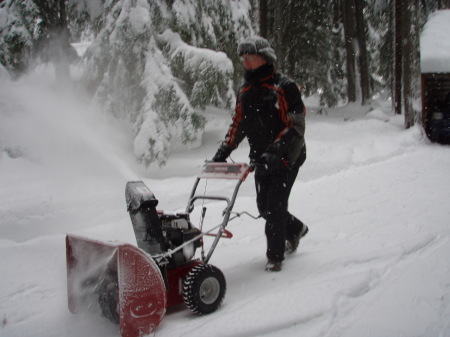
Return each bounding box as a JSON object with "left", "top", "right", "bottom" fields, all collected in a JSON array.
[{"left": 1, "top": 66, "right": 449, "bottom": 337}]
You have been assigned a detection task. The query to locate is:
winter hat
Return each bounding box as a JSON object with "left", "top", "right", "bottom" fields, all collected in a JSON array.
[{"left": 237, "top": 36, "right": 277, "bottom": 64}]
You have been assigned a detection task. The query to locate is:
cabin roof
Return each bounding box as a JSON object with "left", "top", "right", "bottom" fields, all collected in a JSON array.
[{"left": 421, "top": 10, "right": 450, "bottom": 73}]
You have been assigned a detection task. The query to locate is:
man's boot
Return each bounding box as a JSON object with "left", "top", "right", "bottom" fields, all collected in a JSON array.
[
  {"left": 286, "top": 224, "right": 309, "bottom": 255},
  {"left": 265, "top": 259, "right": 282, "bottom": 272}
]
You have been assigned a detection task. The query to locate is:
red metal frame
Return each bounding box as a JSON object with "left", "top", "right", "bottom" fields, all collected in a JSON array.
[
  {"left": 165, "top": 260, "right": 202, "bottom": 307},
  {"left": 204, "top": 229, "right": 233, "bottom": 239}
]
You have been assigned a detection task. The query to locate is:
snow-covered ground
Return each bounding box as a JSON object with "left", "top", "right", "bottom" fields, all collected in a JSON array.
[{"left": 1, "top": 65, "right": 450, "bottom": 337}]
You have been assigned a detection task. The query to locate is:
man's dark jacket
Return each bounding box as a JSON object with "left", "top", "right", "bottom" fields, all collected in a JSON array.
[{"left": 222, "top": 64, "right": 306, "bottom": 167}]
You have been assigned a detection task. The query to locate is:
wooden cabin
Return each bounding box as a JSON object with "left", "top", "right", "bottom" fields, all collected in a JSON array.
[{"left": 420, "top": 10, "right": 450, "bottom": 142}]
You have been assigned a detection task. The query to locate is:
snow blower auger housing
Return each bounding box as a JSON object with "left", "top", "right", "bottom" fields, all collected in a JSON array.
[{"left": 66, "top": 162, "right": 253, "bottom": 337}]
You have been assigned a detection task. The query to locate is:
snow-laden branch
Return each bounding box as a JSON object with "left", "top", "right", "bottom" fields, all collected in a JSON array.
[{"left": 158, "top": 29, "right": 235, "bottom": 110}]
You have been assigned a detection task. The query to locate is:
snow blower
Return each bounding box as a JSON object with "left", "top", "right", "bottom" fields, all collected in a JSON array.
[{"left": 66, "top": 162, "right": 255, "bottom": 337}]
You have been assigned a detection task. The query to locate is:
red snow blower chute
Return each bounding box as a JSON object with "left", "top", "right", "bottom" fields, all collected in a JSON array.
[{"left": 66, "top": 162, "right": 255, "bottom": 336}]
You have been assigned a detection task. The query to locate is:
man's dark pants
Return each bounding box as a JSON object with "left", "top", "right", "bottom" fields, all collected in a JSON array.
[{"left": 255, "top": 147, "right": 306, "bottom": 262}]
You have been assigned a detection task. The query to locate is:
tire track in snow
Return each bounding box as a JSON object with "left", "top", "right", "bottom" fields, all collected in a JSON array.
[
  {"left": 319, "top": 234, "right": 444, "bottom": 337},
  {"left": 201, "top": 235, "right": 443, "bottom": 337}
]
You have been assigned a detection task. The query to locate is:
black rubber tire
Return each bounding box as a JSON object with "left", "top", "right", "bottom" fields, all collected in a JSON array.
[
  {"left": 182, "top": 264, "right": 226, "bottom": 315},
  {"left": 98, "top": 271, "right": 120, "bottom": 324}
]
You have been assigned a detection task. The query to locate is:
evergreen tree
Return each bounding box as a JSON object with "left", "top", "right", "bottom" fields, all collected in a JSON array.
[
  {"left": 4, "top": 0, "right": 443, "bottom": 167},
  {"left": 67, "top": 0, "right": 102, "bottom": 42},
  {"left": 79, "top": 0, "right": 253, "bottom": 166},
  {"left": 0, "top": 0, "right": 39, "bottom": 75},
  {"left": 0, "top": 0, "right": 77, "bottom": 77},
  {"left": 168, "top": 0, "right": 253, "bottom": 90},
  {"left": 261, "top": 0, "right": 345, "bottom": 107},
  {"left": 366, "top": 1, "right": 393, "bottom": 101}
]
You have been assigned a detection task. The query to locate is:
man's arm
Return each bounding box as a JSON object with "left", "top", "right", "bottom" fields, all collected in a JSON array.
[
  {"left": 224, "top": 95, "right": 247, "bottom": 149},
  {"left": 271, "top": 81, "right": 305, "bottom": 153},
  {"left": 212, "top": 94, "right": 246, "bottom": 162}
]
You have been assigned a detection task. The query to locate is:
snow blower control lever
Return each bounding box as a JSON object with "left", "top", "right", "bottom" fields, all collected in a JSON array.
[{"left": 66, "top": 162, "right": 254, "bottom": 337}]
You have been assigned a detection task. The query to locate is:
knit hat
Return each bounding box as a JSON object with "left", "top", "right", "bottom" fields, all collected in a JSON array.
[{"left": 237, "top": 36, "right": 277, "bottom": 64}]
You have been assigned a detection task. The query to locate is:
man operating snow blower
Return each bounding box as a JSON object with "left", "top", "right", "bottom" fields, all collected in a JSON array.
[{"left": 210, "top": 36, "right": 308, "bottom": 272}]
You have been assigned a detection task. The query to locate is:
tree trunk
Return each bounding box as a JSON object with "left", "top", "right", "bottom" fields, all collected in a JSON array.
[
  {"left": 412, "top": 0, "right": 422, "bottom": 125},
  {"left": 354, "top": 0, "right": 370, "bottom": 105},
  {"left": 389, "top": 3, "right": 395, "bottom": 111},
  {"left": 342, "top": 0, "right": 356, "bottom": 103},
  {"left": 273, "top": 0, "right": 285, "bottom": 71},
  {"left": 394, "top": 0, "right": 403, "bottom": 115},
  {"left": 259, "top": 0, "right": 268, "bottom": 38},
  {"left": 402, "top": 2, "right": 414, "bottom": 128},
  {"left": 404, "top": 0, "right": 421, "bottom": 128}
]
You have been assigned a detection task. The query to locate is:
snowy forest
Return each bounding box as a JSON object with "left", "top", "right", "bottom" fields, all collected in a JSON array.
[
  {"left": 1, "top": 0, "right": 449, "bottom": 166},
  {"left": 1, "top": 2, "right": 450, "bottom": 337}
]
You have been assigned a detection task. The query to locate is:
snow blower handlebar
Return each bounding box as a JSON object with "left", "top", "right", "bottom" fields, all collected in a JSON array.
[
  {"left": 182, "top": 162, "right": 253, "bottom": 263},
  {"left": 185, "top": 162, "right": 251, "bottom": 214},
  {"left": 152, "top": 163, "right": 253, "bottom": 264}
]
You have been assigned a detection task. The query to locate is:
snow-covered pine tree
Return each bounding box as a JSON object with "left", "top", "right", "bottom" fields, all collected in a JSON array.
[
  {"left": 0, "top": 0, "right": 39, "bottom": 75},
  {"left": 157, "top": 30, "right": 235, "bottom": 110},
  {"left": 1, "top": 0, "right": 252, "bottom": 166},
  {"left": 79, "top": 0, "right": 253, "bottom": 166},
  {"left": 67, "top": 0, "right": 101, "bottom": 42},
  {"left": 168, "top": 0, "right": 254, "bottom": 90},
  {"left": 0, "top": 0, "right": 78, "bottom": 79}
]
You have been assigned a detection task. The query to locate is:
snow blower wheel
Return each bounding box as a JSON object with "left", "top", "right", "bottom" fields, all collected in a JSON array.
[{"left": 183, "top": 264, "right": 226, "bottom": 315}]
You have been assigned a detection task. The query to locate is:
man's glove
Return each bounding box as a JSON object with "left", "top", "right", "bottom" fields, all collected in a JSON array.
[
  {"left": 259, "top": 151, "right": 283, "bottom": 172},
  {"left": 212, "top": 144, "right": 232, "bottom": 162}
]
